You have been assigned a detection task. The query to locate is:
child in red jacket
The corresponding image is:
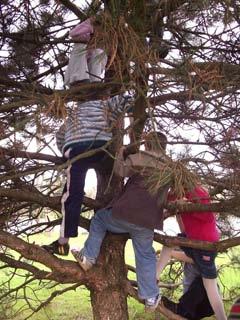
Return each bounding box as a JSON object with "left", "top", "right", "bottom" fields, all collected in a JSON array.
[{"left": 157, "top": 185, "right": 227, "bottom": 320}]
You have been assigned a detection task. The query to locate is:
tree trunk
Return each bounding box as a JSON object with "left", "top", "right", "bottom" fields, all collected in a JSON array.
[
  {"left": 91, "top": 130, "right": 129, "bottom": 319},
  {"left": 91, "top": 287, "right": 129, "bottom": 320},
  {"left": 90, "top": 235, "right": 129, "bottom": 320}
]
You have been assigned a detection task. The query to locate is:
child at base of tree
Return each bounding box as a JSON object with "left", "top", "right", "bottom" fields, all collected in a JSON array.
[
  {"left": 156, "top": 185, "right": 227, "bottom": 320},
  {"left": 64, "top": 17, "right": 107, "bottom": 86}
]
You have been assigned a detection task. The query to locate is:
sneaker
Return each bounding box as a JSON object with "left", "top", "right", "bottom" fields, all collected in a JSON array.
[
  {"left": 71, "top": 249, "right": 93, "bottom": 271},
  {"left": 42, "top": 240, "right": 69, "bottom": 256},
  {"left": 161, "top": 296, "right": 178, "bottom": 314},
  {"left": 145, "top": 294, "right": 161, "bottom": 312}
]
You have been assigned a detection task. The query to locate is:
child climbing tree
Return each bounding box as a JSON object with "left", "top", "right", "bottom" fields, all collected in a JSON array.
[{"left": 0, "top": 1, "right": 239, "bottom": 319}]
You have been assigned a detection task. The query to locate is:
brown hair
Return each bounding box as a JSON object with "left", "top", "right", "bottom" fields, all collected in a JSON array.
[{"left": 144, "top": 132, "right": 167, "bottom": 152}]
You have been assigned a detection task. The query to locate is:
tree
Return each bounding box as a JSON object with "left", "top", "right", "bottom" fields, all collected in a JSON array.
[{"left": 0, "top": 0, "right": 239, "bottom": 319}]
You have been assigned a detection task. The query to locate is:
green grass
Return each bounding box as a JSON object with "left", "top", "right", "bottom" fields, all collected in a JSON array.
[{"left": 0, "top": 231, "right": 239, "bottom": 320}]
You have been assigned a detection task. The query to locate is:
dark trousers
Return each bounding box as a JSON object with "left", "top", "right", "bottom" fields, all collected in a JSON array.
[
  {"left": 60, "top": 141, "right": 105, "bottom": 238},
  {"left": 178, "top": 276, "right": 214, "bottom": 320}
]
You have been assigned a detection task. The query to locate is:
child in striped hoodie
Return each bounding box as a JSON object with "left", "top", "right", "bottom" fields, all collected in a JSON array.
[{"left": 42, "top": 94, "right": 133, "bottom": 255}]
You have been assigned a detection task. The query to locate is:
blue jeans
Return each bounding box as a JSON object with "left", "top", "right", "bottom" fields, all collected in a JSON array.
[
  {"left": 181, "top": 246, "right": 217, "bottom": 279},
  {"left": 82, "top": 208, "right": 159, "bottom": 300},
  {"left": 60, "top": 141, "right": 106, "bottom": 238},
  {"left": 179, "top": 233, "right": 217, "bottom": 279}
]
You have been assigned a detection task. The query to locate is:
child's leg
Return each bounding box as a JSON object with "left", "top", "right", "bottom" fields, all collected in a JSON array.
[
  {"left": 171, "top": 250, "right": 194, "bottom": 264},
  {"left": 88, "top": 48, "right": 107, "bottom": 82},
  {"left": 60, "top": 157, "right": 89, "bottom": 238},
  {"left": 178, "top": 276, "right": 214, "bottom": 320},
  {"left": 156, "top": 246, "right": 173, "bottom": 279},
  {"left": 182, "top": 262, "right": 201, "bottom": 293},
  {"left": 202, "top": 277, "right": 227, "bottom": 320},
  {"left": 156, "top": 247, "right": 193, "bottom": 279}
]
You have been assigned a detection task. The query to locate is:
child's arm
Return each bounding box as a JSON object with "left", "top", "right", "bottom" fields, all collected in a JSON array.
[
  {"left": 69, "top": 18, "right": 94, "bottom": 42},
  {"left": 113, "top": 146, "right": 134, "bottom": 177},
  {"left": 107, "top": 94, "right": 134, "bottom": 121}
]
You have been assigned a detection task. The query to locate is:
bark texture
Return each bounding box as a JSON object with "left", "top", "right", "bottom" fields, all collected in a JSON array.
[{"left": 90, "top": 235, "right": 129, "bottom": 320}]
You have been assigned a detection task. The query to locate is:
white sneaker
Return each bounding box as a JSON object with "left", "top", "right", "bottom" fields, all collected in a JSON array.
[
  {"left": 71, "top": 249, "right": 93, "bottom": 271},
  {"left": 145, "top": 294, "right": 161, "bottom": 312}
]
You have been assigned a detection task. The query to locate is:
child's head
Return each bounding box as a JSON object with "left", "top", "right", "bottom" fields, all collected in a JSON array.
[{"left": 144, "top": 131, "right": 167, "bottom": 152}]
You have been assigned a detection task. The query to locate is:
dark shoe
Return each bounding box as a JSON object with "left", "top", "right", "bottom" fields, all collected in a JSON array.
[
  {"left": 71, "top": 249, "right": 93, "bottom": 271},
  {"left": 161, "top": 296, "right": 178, "bottom": 314},
  {"left": 145, "top": 294, "right": 161, "bottom": 312},
  {"left": 42, "top": 240, "right": 69, "bottom": 256}
]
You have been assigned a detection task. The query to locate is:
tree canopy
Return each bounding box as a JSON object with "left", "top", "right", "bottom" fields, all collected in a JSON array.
[{"left": 0, "top": 0, "right": 239, "bottom": 319}]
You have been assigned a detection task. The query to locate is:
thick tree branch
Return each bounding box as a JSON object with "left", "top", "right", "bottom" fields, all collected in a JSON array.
[
  {"left": 149, "top": 63, "right": 240, "bottom": 90},
  {"left": 167, "top": 198, "right": 240, "bottom": 217},
  {"left": 126, "top": 280, "right": 186, "bottom": 319},
  {"left": 154, "top": 233, "right": 240, "bottom": 252},
  {"left": 0, "top": 230, "right": 88, "bottom": 283},
  {"left": 0, "top": 253, "right": 49, "bottom": 279},
  {"left": 57, "top": 0, "right": 87, "bottom": 20},
  {"left": 0, "top": 147, "right": 62, "bottom": 164},
  {"left": 0, "top": 188, "right": 101, "bottom": 213}
]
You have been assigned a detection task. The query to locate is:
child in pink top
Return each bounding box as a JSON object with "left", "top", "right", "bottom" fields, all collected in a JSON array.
[
  {"left": 156, "top": 185, "right": 227, "bottom": 320},
  {"left": 177, "top": 186, "right": 220, "bottom": 242},
  {"left": 64, "top": 18, "right": 107, "bottom": 86}
]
